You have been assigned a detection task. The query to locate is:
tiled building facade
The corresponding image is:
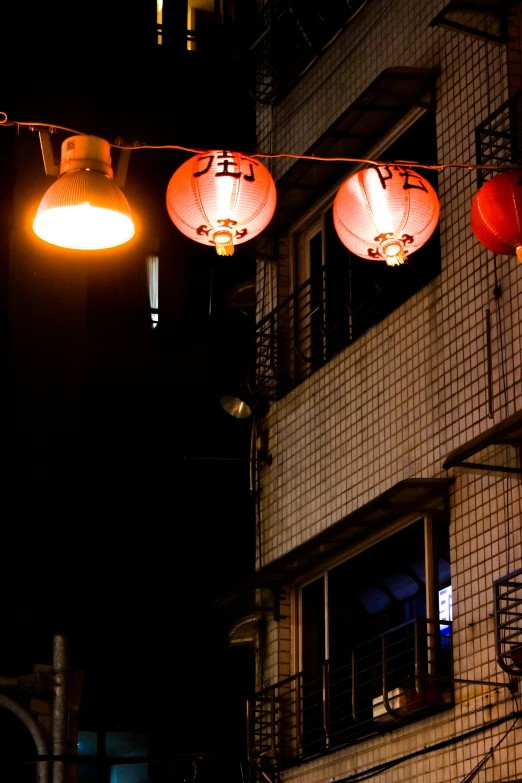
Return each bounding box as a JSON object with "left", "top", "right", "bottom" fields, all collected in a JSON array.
[{"left": 247, "top": 1, "right": 522, "bottom": 782}]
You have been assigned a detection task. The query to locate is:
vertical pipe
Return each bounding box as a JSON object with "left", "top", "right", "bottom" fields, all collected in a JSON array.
[
  {"left": 52, "top": 635, "right": 68, "bottom": 783},
  {"left": 486, "top": 308, "right": 494, "bottom": 419}
]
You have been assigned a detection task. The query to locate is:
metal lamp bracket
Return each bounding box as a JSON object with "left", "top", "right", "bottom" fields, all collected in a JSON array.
[
  {"left": 38, "top": 131, "right": 59, "bottom": 177},
  {"left": 38, "top": 131, "right": 131, "bottom": 187}
]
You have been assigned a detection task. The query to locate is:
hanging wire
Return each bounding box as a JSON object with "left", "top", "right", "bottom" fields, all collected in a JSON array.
[
  {"left": 331, "top": 708, "right": 522, "bottom": 783},
  {"left": 0, "top": 112, "right": 520, "bottom": 173},
  {"left": 0, "top": 115, "right": 85, "bottom": 137},
  {"left": 458, "top": 697, "right": 520, "bottom": 783}
]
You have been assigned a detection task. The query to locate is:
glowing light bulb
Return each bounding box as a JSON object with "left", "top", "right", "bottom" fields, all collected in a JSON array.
[
  {"left": 34, "top": 199, "right": 134, "bottom": 250},
  {"left": 33, "top": 136, "right": 135, "bottom": 251}
]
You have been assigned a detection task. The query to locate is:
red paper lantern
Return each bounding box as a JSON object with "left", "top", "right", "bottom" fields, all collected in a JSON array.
[
  {"left": 166, "top": 150, "right": 276, "bottom": 256},
  {"left": 470, "top": 171, "right": 522, "bottom": 261},
  {"left": 333, "top": 165, "right": 440, "bottom": 266}
]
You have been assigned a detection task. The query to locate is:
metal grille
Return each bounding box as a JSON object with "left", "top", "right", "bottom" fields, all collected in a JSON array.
[
  {"left": 248, "top": 618, "right": 453, "bottom": 769},
  {"left": 494, "top": 568, "right": 522, "bottom": 675},
  {"left": 250, "top": 0, "right": 370, "bottom": 104},
  {"left": 475, "top": 91, "right": 522, "bottom": 187},
  {"left": 255, "top": 252, "right": 440, "bottom": 401}
]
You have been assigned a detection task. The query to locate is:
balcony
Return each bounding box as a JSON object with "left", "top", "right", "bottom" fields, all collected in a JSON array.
[
  {"left": 248, "top": 618, "right": 453, "bottom": 769},
  {"left": 475, "top": 91, "right": 522, "bottom": 187},
  {"left": 250, "top": 0, "right": 370, "bottom": 103},
  {"left": 255, "top": 252, "right": 440, "bottom": 401}
]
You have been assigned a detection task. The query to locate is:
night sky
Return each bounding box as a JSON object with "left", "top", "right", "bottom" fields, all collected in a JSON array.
[{"left": 0, "top": 1, "right": 258, "bottom": 777}]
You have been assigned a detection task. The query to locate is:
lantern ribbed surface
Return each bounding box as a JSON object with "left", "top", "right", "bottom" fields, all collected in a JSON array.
[
  {"left": 333, "top": 165, "right": 440, "bottom": 265},
  {"left": 470, "top": 171, "right": 522, "bottom": 257},
  {"left": 33, "top": 170, "right": 134, "bottom": 250},
  {"left": 166, "top": 150, "right": 276, "bottom": 255}
]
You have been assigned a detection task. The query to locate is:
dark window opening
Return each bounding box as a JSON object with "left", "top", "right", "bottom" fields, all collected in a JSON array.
[
  {"left": 250, "top": 0, "right": 370, "bottom": 104},
  {"left": 256, "top": 111, "right": 441, "bottom": 401},
  {"left": 296, "top": 518, "right": 451, "bottom": 758}
]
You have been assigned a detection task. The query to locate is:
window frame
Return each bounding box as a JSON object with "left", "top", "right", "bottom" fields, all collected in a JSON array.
[
  {"left": 255, "top": 105, "right": 442, "bottom": 401},
  {"left": 292, "top": 514, "right": 448, "bottom": 678},
  {"left": 289, "top": 106, "right": 440, "bottom": 311}
]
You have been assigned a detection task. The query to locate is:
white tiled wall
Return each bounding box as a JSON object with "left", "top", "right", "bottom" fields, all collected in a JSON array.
[{"left": 255, "top": 0, "right": 522, "bottom": 779}]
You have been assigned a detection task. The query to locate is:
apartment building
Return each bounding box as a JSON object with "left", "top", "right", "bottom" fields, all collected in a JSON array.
[{"left": 242, "top": 2, "right": 522, "bottom": 782}]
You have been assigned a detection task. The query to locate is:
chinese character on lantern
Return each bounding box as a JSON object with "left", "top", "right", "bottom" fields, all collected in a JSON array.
[
  {"left": 166, "top": 150, "right": 276, "bottom": 256},
  {"left": 333, "top": 165, "right": 440, "bottom": 266}
]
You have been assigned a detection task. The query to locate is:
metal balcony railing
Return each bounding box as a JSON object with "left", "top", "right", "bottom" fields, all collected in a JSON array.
[
  {"left": 255, "top": 253, "right": 440, "bottom": 401},
  {"left": 494, "top": 568, "right": 522, "bottom": 675},
  {"left": 475, "top": 91, "right": 522, "bottom": 187},
  {"left": 248, "top": 618, "right": 453, "bottom": 769},
  {"left": 255, "top": 269, "right": 351, "bottom": 400},
  {"left": 250, "top": 0, "right": 370, "bottom": 103}
]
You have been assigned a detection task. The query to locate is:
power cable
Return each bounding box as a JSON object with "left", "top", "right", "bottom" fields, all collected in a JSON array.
[
  {"left": 331, "top": 709, "right": 522, "bottom": 783},
  {"left": 0, "top": 112, "right": 519, "bottom": 174}
]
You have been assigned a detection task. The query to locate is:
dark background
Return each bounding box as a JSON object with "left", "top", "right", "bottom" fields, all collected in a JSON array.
[{"left": 0, "top": 0, "right": 258, "bottom": 775}]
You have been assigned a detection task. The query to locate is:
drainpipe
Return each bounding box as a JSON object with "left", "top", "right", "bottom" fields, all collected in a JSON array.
[
  {"left": 52, "top": 634, "right": 68, "bottom": 783},
  {"left": 0, "top": 691, "right": 49, "bottom": 783}
]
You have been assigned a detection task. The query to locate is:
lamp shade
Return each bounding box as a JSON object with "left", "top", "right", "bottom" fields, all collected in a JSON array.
[
  {"left": 166, "top": 150, "right": 276, "bottom": 256},
  {"left": 219, "top": 394, "right": 253, "bottom": 419},
  {"left": 333, "top": 165, "right": 440, "bottom": 266},
  {"left": 33, "top": 135, "right": 135, "bottom": 250},
  {"left": 470, "top": 171, "right": 522, "bottom": 261}
]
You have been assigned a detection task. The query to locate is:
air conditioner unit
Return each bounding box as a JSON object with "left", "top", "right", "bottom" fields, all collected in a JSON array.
[{"left": 372, "top": 687, "right": 419, "bottom": 720}]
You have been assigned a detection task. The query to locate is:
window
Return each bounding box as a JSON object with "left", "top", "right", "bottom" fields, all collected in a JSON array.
[
  {"left": 292, "top": 110, "right": 440, "bottom": 363},
  {"left": 248, "top": 483, "right": 454, "bottom": 767},
  {"left": 256, "top": 111, "right": 441, "bottom": 400},
  {"left": 250, "top": 0, "right": 370, "bottom": 103},
  {"left": 296, "top": 517, "right": 451, "bottom": 756},
  {"left": 187, "top": 0, "right": 222, "bottom": 51},
  {"left": 78, "top": 732, "right": 149, "bottom": 783},
  {"left": 187, "top": 1, "right": 210, "bottom": 51}
]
